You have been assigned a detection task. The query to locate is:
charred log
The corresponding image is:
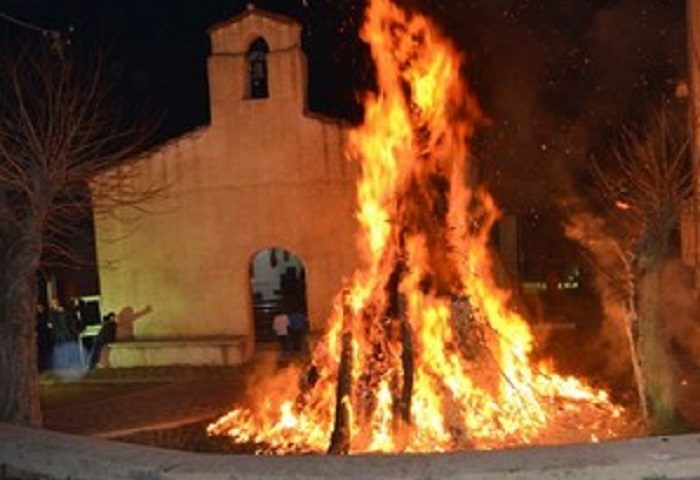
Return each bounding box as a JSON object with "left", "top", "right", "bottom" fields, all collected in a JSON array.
[
  {"left": 399, "top": 315, "right": 413, "bottom": 424},
  {"left": 328, "top": 297, "right": 354, "bottom": 454},
  {"left": 384, "top": 237, "right": 413, "bottom": 424}
]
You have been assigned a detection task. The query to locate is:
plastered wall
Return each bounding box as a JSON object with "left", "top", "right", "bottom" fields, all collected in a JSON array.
[{"left": 92, "top": 10, "right": 359, "bottom": 350}]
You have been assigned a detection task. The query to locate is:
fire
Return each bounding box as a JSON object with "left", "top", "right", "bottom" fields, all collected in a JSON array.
[{"left": 208, "top": 0, "right": 628, "bottom": 453}]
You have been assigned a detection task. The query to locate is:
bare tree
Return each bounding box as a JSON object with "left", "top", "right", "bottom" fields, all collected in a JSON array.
[
  {"left": 590, "top": 103, "right": 691, "bottom": 432},
  {"left": 0, "top": 38, "right": 160, "bottom": 426}
]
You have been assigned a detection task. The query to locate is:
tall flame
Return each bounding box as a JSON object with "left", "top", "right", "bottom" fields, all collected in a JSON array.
[{"left": 208, "top": 0, "right": 627, "bottom": 453}]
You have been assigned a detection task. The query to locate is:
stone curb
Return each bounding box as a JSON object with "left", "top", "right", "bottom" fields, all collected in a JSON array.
[{"left": 2, "top": 423, "right": 700, "bottom": 480}]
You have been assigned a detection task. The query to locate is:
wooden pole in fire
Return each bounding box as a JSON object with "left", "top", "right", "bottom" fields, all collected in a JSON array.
[
  {"left": 328, "top": 290, "right": 353, "bottom": 454},
  {"left": 399, "top": 308, "right": 413, "bottom": 424},
  {"left": 386, "top": 235, "right": 413, "bottom": 425}
]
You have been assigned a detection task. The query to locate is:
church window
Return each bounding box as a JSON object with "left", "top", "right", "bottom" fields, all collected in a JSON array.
[{"left": 247, "top": 37, "right": 269, "bottom": 99}]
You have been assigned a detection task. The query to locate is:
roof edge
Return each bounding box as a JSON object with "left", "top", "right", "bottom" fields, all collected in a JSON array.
[{"left": 207, "top": 8, "right": 301, "bottom": 34}]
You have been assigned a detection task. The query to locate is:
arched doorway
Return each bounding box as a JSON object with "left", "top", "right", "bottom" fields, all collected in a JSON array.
[{"left": 249, "top": 248, "right": 307, "bottom": 342}]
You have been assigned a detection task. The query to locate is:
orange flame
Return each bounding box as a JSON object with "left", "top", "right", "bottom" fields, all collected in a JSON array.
[{"left": 208, "top": 0, "right": 627, "bottom": 453}]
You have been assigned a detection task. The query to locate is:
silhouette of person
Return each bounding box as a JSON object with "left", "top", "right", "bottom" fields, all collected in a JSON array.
[
  {"left": 49, "top": 299, "right": 81, "bottom": 368},
  {"left": 89, "top": 312, "right": 117, "bottom": 368},
  {"left": 67, "top": 297, "right": 87, "bottom": 333},
  {"left": 36, "top": 304, "right": 52, "bottom": 370},
  {"left": 272, "top": 311, "right": 290, "bottom": 352},
  {"left": 50, "top": 301, "right": 78, "bottom": 344},
  {"left": 115, "top": 305, "right": 152, "bottom": 340},
  {"left": 288, "top": 310, "right": 308, "bottom": 353}
]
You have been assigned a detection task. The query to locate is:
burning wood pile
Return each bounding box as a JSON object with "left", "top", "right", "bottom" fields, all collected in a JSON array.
[{"left": 208, "top": 0, "right": 631, "bottom": 454}]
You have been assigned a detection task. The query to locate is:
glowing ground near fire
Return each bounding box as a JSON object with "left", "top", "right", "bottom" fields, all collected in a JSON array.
[{"left": 207, "top": 0, "right": 638, "bottom": 453}]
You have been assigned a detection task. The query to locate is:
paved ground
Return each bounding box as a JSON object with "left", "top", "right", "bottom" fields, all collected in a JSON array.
[
  {"left": 40, "top": 347, "right": 294, "bottom": 438},
  {"left": 40, "top": 341, "right": 700, "bottom": 444},
  {"left": 43, "top": 375, "right": 235, "bottom": 437}
]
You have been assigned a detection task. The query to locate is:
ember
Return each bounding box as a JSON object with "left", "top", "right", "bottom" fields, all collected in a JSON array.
[{"left": 208, "top": 0, "right": 630, "bottom": 454}]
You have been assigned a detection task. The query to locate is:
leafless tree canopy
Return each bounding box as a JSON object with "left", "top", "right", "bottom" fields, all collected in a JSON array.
[
  {"left": 0, "top": 38, "right": 161, "bottom": 425},
  {"left": 0, "top": 42, "right": 160, "bottom": 267},
  {"left": 591, "top": 105, "right": 692, "bottom": 260}
]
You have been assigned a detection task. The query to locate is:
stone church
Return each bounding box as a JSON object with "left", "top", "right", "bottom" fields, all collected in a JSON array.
[{"left": 91, "top": 8, "right": 358, "bottom": 367}]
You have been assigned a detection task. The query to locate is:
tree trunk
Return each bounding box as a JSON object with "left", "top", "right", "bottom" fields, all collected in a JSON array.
[
  {"left": 0, "top": 237, "right": 43, "bottom": 426},
  {"left": 616, "top": 261, "right": 650, "bottom": 423},
  {"left": 636, "top": 259, "right": 678, "bottom": 432},
  {"left": 623, "top": 304, "right": 649, "bottom": 423}
]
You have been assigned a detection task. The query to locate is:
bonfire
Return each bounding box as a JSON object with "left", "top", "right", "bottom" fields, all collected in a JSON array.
[{"left": 208, "top": 0, "right": 630, "bottom": 454}]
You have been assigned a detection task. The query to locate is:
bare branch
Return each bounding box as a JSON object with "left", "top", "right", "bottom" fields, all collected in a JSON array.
[
  {"left": 591, "top": 102, "right": 691, "bottom": 261},
  {"left": 0, "top": 37, "right": 163, "bottom": 292}
]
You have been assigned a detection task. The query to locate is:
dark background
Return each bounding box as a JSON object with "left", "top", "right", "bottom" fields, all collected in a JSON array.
[
  {"left": 0, "top": 1, "right": 686, "bottom": 165},
  {"left": 0, "top": 0, "right": 688, "bottom": 288}
]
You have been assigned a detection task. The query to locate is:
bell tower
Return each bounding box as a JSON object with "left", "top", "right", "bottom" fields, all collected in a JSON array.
[{"left": 206, "top": 7, "right": 307, "bottom": 124}]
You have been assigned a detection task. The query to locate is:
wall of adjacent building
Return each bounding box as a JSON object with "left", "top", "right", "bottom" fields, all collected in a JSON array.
[{"left": 687, "top": 0, "right": 700, "bottom": 283}]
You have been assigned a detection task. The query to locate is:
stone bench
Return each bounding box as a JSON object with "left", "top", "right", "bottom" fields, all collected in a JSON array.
[{"left": 102, "top": 337, "right": 249, "bottom": 368}]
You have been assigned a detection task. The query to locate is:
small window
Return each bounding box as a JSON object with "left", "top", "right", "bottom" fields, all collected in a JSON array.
[{"left": 247, "top": 37, "right": 269, "bottom": 99}]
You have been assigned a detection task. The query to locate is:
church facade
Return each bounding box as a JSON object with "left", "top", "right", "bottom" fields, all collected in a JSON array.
[{"left": 91, "top": 9, "right": 358, "bottom": 366}]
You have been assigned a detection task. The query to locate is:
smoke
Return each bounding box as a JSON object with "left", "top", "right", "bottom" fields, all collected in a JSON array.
[
  {"left": 236, "top": 350, "right": 305, "bottom": 407},
  {"left": 562, "top": 205, "right": 700, "bottom": 409},
  {"left": 405, "top": 0, "right": 687, "bottom": 214},
  {"left": 562, "top": 207, "right": 636, "bottom": 393}
]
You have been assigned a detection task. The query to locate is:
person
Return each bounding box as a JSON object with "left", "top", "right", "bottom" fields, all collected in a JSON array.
[
  {"left": 36, "top": 304, "right": 52, "bottom": 370},
  {"left": 272, "top": 311, "right": 290, "bottom": 352},
  {"left": 50, "top": 300, "right": 76, "bottom": 345},
  {"left": 288, "top": 310, "right": 308, "bottom": 353},
  {"left": 89, "top": 312, "right": 117, "bottom": 368},
  {"left": 67, "top": 297, "right": 93, "bottom": 337},
  {"left": 49, "top": 300, "right": 81, "bottom": 369}
]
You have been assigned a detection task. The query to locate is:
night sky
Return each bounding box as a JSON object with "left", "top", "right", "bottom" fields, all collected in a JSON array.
[
  {"left": 0, "top": 0, "right": 687, "bottom": 260},
  {"left": 1, "top": 1, "right": 685, "bottom": 161}
]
